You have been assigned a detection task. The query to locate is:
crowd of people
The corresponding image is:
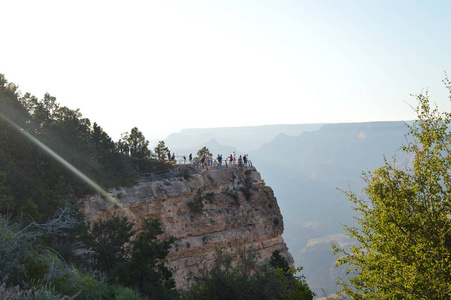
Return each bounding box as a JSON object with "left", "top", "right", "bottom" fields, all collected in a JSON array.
[{"left": 171, "top": 151, "right": 251, "bottom": 169}]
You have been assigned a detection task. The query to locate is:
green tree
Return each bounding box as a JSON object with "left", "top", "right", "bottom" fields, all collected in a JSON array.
[
  {"left": 125, "top": 127, "right": 151, "bottom": 161},
  {"left": 92, "top": 122, "right": 116, "bottom": 156},
  {"left": 154, "top": 140, "right": 170, "bottom": 162},
  {"left": 186, "top": 247, "right": 314, "bottom": 300},
  {"left": 85, "top": 215, "right": 135, "bottom": 276},
  {"left": 269, "top": 249, "right": 290, "bottom": 272},
  {"left": 117, "top": 217, "right": 177, "bottom": 299},
  {"left": 334, "top": 80, "right": 451, "bottom": 299},
  {"left": 197, "top": 146, "right": 211, "bottom": 159},
  {"left": 18, "top": 198, "right": 42, "bottom": 224},
  {"left": 0, "top": 172, "right": 14, "bottom": 217}
]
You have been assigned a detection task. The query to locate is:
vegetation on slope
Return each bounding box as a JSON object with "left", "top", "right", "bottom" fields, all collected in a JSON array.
[
  {"left": 186, "top": 247, "right": 314, "bottom": 300},
  {"left": 0, "top": 74, "right": 313, "bottom": 299}
]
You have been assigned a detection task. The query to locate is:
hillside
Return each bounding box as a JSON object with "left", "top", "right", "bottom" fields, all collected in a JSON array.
[{"left": 0, "top": 75, "right": 313, "bottom": 298}]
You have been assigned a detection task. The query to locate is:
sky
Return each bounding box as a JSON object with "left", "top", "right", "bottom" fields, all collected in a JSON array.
[{"left": 2, "top": 0, "right": 451, "bottom": 141}]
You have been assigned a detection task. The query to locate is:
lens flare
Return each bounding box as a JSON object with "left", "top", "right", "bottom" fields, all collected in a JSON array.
[{"left": 0, "top": 112, "right": 121, "bottom": 206}]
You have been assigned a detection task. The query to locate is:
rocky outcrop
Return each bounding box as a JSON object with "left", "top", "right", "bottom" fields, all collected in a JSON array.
[{"left": 78, "top": 165, "right": 293, "bottom": 289}]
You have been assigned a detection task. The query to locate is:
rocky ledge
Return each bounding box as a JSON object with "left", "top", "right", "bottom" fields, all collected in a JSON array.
[{"left": 78, "top": 165, "right": 293, "bottom": 289}]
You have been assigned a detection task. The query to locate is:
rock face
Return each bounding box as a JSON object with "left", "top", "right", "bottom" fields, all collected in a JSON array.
[{"left": 78, "top": 165, "right": 293, "bottom": 289}]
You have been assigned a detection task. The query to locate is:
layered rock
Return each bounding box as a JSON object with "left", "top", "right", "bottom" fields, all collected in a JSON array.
[{"left": 78, "top": 165, "right": 293, "bottom": 289}]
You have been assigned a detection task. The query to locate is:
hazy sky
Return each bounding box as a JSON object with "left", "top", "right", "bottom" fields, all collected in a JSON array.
[{"left": 2, "top": 0, "right": 451, "bottom": 140}]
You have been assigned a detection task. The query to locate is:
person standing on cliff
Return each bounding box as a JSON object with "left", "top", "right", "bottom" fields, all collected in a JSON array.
[
  {"left": 189, "top": 153, "right": 192, "bottom": 164},
  {"left": 217, "top": 154, "right": 222, "bottom": 168},
  {"left": 201, "top": 156, "right": 206, "bottom": 169}
]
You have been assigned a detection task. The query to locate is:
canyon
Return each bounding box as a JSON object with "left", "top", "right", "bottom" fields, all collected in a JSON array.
[{"left": 164, "top": 121, "right": 411, "bottom": 296}]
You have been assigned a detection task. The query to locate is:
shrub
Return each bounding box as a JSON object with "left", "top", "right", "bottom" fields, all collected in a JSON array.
[
  {"left": 188, "top": 190, "right": 204, "bottom": 213},
  {"left": 239, "top": 186, "right": 251, "bottom": 201},
  {"left": 185, "top": 247, "right": 315, "bottom": 300}
]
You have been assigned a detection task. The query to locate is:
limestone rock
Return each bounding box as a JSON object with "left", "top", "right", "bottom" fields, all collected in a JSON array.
[{"left": 78, "top": 165, "right": 293, "bottom": 289}]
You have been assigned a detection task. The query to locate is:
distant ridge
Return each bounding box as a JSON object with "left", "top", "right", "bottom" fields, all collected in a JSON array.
[
  {"left": 165, "top": 123, "right": 325, "bottom": 152},
  {"left": 160, "top": 120, "right": 414, "bottom": 296},
  {"left": 163, "top": 121, "right": 413, "bottom": 154}
]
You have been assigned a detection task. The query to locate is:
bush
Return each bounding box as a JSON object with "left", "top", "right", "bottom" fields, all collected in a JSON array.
[
  {"left": 188, "top": 190, "right": 204, "bottom": 213},
  {"left": 185, "top": 247, "right": 315, "bottom": 300},
  {"left": 239, "top": 186, "right": 251, "bottom": 201},
  {"left": 110, "top": 285, "right": 143, "bottom": 300},
  {"left": 22, "top": 288, "right": 62, "bottom": 300}
]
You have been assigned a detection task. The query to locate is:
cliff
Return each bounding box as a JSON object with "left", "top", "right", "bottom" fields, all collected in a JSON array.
[{"left": 78, "top": 165, "right": 293, "bottom": 289}]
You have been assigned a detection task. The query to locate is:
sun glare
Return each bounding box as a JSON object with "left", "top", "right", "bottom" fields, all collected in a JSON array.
[{"left": 0, "top": 112, "right": 120, "bottom": 206}]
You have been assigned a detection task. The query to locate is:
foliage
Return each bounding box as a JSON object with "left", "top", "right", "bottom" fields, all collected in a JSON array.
[
  {"left": 180, "top": 167, "right": 191, "bottom": 180},
  {"left": 81, "top": 215, "right": 178, "bottom": 298},
  {"left": 115, "top": 217, "right": 178, "bottom": 299},
  {"left": 123, "top": 127, "right": 152, "bottom": 161},
  {"left": 0, "top": 74, "right": 137, "bottom": 221},
  {"left": 334, "top": 79, "right": 451, "bottom": 299},
  {"left": 239, "top": 186, "right": 252, "bottom": 201},
  {"left": 0, "top": 74, "right": 178, "bottom": 298},
  {"left": 84, "top": 215, "right": 134, "bottom": 275},
  {"left": 185, "top": 247, "right": 314, "bottom": 300},
  {"left": 197, "top": 146, "right": 212, "bottom": 159},
  {"left": 154, "top": 140, "right": 170, "bottom": 162},
  {"left": 22, "top": 287, "right": 63, "bottom": 300},
  {"left": 0, "top": 209, "right": 176, "bottom": 299},
  {"left": 269, "top": 249, "right": 290, "bottom": 272},
  {"left": 0, "top": 203, "right": 79, "bottom": 287},
  {"left": 104, "top": 284, "right": 144, "bottom": 300},
  {"left": 0, "top": 204, "right": 114, "bottom": 299},
  {"left": 121, "top": 128, "right": 169, "bottom": 172},
  {"left": 187, "top": 190, "right": 205, "bottom": 213},
  {"left": 0, "top": 280, "right": 22, "bottom": 300}
]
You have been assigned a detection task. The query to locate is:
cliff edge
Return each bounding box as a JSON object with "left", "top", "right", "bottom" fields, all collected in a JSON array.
[{"left": 78, "top": 165, "right": 293, "bottom": 289}]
